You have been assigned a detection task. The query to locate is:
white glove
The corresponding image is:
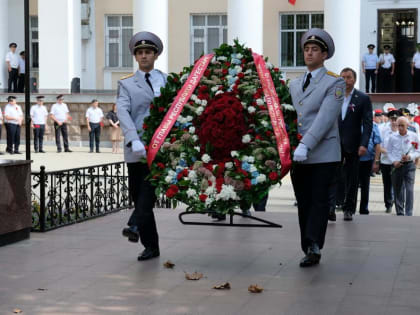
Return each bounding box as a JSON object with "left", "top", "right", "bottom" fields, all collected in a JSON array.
[
  {"left": 131, "top": 140, "right": 146, "bottom": 157},
  {"left": 293, "top": 143, "right": 308, "bottom": 162}
]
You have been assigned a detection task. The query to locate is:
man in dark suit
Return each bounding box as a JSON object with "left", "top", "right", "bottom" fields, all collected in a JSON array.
[{"left": 330, "top": 68, "right": 372, "bottom": 221}]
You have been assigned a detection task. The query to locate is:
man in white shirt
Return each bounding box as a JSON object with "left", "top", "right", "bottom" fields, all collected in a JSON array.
[
  {"left": 30, "top": 95, "right": 49, "bottom": 153},
  {"left": 85, "top": 99, "right": 104, "bottom": 153},
  {"left": 17, "top": 51, "right": 25, "bottom": 93},
  {"left": 4, "top": 96, "right": 23, "bottom": 154},
  {"left": 411, "top": 43, "right": 420, "bottom": 92},
  {"left": 379, "top": 110, "right": 399, "bottom": 213},
  {"left": 5, "top": 43, "right": 19, "bottom": 93},
  {"left": 50, "top": 95, "right": 72, "bottom": 153},
  {"left": 387, "top": 116, "right": 420, "bottom": 216},
  {"left": 377, "top": 45, "right": 396, "bottom": 92},
  {"left": 362, "top": 44, "right": 379, "bottom": 93}
]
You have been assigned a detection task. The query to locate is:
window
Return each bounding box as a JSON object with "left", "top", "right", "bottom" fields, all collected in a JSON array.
[
  {"left": 279, "top": 13, "right": 324, "bottom": 68},
  {"left": 191, "top": 14, "right": 227, "bottom": 64},
  {"left": 105, "top": 15, "right": 133, "bottom": 68},
  {"left": 30, "top": 16, "right": 39, "bottom": 68}
]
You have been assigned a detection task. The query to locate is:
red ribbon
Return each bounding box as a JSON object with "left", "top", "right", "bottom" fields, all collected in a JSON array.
[
  {"left": 252, "top": 53, "right": 291, "bottom": 179},
  {"left": 147, "top": 54, "right": 214, "bottom": 167}
]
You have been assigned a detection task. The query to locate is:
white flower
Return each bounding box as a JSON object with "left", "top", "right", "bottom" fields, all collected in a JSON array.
[
  {"left": 186, "top": 115, "right": 193, "bottom": 122},
  {"left": 217, "top": 56, "right": 228, "bottom": 61},
  {"left": 211, "top": 56, "right": 217, "bottom": 64},
  {"left": 215, "top": 90, "right": 224, "bottom": 96},
  {"left": 256, "top": 98, "right": 265, "bottom": 106},
  {"left": 236, "top": 53, "right": 243, "bottom": 59},
  {"left": 235, "top": 65, "right": 243, "bottom": 73},
  {"left": 242, "top": 134, "right": 251, "bottom": 143},
  {"left": 245, "top": 69, "right": 252, "bottom": 74},
  {"left": 165, "top": 176, "right": 173, "bottom": 184},
  {"left": 177, "top": 115, "right": 187, "bottom": 124},
  {"left": 168, "top": 170, "right": 176, "bottom": 177},
  {"left": 261, "top": 120, "right": 269, "bottom": 127},
  {"left": 194, "top": 146, "right": 200, "bottom": 152},
  {"left": 180, "top": 73, "right": 189, "bottom": 82},
  {"left": 196, "top": 106, "right": 204, "bottom": 115},
  {"left": 281, "top": 103, "right": 295, "bottom": 111},
  {"left": 202, "top": 154, "right": 211, "bottom": 163},
  {"left": 189, "top": 126, "right": 196, "bottom": 134},
  {"left": 187, "top": 188, "right": 196, "bottom": 198},
  {"left": 205, "top": 196, "right": 214, "bottom": 206},
  {"left": 205, "top": 186, "right": 216, "bottom": 195},
  {"left": 265, "top": 62, "right": 273, "bottom": 69},
  {"left": 231, "top": 151, "right": 239, "bottom": 158},
  {"left": 225, "top": 162, "right": 233, "bottom": 169},
  {"left": 257, "top": 174, "right": 267, "bottom": 183},
  {"left": 188, "top": 170, "right": 197, "bottom": 181},
  {"left": 245, "top": 156, "right": 255, "bottom": 163},
  {"left": 211, "top": 86, "right": 219, "bottom": 92},
  {"left": 250, "top": 165, "right": 257, "bottom": 173},
  {"left": 248, "top": 106, "right": 256, "bottom": 114},
  {"left": 216, "top": 185, "right": 239, "bottom": 201},
  {"left": 191, "top": 94, "right": 198, "bottom": 101},
  {"left": 180, "top": 152, "right": 186, "bottom": 158},
  {"left": 201, "top": 100, "right": 207, "bottom": 106},
  {"left": 192, "top": 135, "right": 198, "bottom": 142}
]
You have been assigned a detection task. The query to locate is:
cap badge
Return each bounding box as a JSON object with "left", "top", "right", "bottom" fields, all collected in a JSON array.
[{"left": 141, "top": 40, "right": 146, "bottom": 44}]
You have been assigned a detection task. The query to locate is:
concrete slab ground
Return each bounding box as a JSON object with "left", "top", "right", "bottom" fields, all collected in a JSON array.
[{"left": 1, "top": 209, "right": 420, "bottom": 315}]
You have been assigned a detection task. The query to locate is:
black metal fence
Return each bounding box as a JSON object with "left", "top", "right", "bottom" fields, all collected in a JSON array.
[{"left": 31, "top": 162, "right": 133, "bottom": 232}]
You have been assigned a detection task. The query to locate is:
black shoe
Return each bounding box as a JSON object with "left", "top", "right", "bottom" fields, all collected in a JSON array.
[
  {"left": 96, "top": 150, "right": 100, "bottom": 153},
  {"left": 138, "top": 247, "right": 160, "bottom": 261},
  {"left": 34, "top": 149, "right": 39, "bottom": 153},
  {"left": 385, "top": 206, "right": 392, "bottom": 214},
  {"left": 122, "top": 226, "right": 140, "bottom": 243},
  {"left": 328, "top": 209, "right": 336, "bottom": 222},
  {"left": 89, "top": 150, "right": 94, "bottom": 153},
  {"left": 343, "top": 211, "right": 353, "bottom": 221},
  {"left": 300, "top": 243, "right": 321, "bottom": 267},
  {"left": 39, "top": 150, "right": 46, "bottom": 153},
  {"left": 211, "top": 212, "right": 226, "bottom": 221},
  {"left": 0, "top": 152, "right": 3, "bottom": 155},
  {"left": 57, "top": 149, "right": 62, "bottom": 153},
  {"left": 360, "top": 210, "right": 369, "bottom": 215},
  {"left": 6, "top": 150, "right": 13, "bottom": 155},
  {"left": 14, "top": 151, "right": 22, "bottom": 154},
  {"left": 65, "top": 149, "right": 72, "bottom": 152}
]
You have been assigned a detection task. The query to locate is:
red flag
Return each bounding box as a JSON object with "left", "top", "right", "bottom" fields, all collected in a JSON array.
[{"left": 289, "top": 0, "right": 296, "bottom": 4}]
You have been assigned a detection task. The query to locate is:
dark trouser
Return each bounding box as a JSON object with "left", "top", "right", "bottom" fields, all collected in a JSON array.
[
  {"left": 127, "top": 162, "right": 159, "bottom": 249},
  {"left": 392, "top": 162, "right": 416, "bottom": 216},
  {"left": 413, "top": 68, "right": 420, "bottom": 92},
  {"left": 89, "top": 123, "right": 101, "bottom": 152},
  {"left": 365, "top": 69, "right": 376, "bottom": 93},
  {"left": 33, "top": 125, "right": 45, "bottom": 151},
  {"left": 253, "top": 193, "right": 268, "bottom": 211},
  {"left": 341, "top": 151, "right": 360, "bottom": 214},
  {"left": 17, "top": 73, "right": 25, "bottom": 93},
  {"left": 54, "top": 123, "right": 69, "bottom": 151},
  {"left": 291, "top": 162, "right": 339, "bottom": 254},
  {"left": 5, "top": 123, "right": 20, "bottom": 152},
  {"left": 8, "top": 68, "right": 18, "bottom": 93},
  {"left": 358, "top": 160, "right": 373, "bottom": 212},
  {"left": 377, "top": 67, "right": 392, "bottom": 92},
  {"left": 380, "top": 163, "right": 394, "bottom": 209}
]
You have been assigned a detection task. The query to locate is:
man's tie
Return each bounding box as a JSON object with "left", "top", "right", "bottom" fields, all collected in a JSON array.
[
  {"left": 303, "top": 73, "right": 312, "bottom": 92},
  {"left": 145, "top": 73, "right": 154, "bottom": 92}
]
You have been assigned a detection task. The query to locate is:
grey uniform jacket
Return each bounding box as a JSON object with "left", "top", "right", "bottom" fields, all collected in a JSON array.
[
  {"left": 116, "top": 70, "right": 167, "bottom": 163},
  {"left": 289, "top": 67, "right": 345, "bottom": 164}
]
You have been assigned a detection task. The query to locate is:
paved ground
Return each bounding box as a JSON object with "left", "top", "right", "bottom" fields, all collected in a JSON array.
[{"left": 1, "top": 148, "right": 420, "bottom": 314}]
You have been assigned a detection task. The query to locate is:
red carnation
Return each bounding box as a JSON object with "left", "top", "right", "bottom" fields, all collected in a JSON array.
[
  {"left": 177, "top": 172, "right": 183, "bottom": 180},
  {"left": 269, "top": 172, "right": 278, "bottom": 181},
  {"left": 158, "top": 107, "right": 165, "bottom": 113},
  {"left": 143, "top": 123, "right": 148, "bottom": 130},
  {"left": 157, "top": 163, "right": 165, "bottom": 169},
  {"left": 222, "top": 68, "right": 228, "bottom": 75},
  {"left": 216, "top": 177, "right": 224, "bottom": 192},
  {"left": 238, "top": 72, "right": 245, "bottom": 79},
  {"left": 243, "top": 178, "right": 252, "bottom": 190},
  {"left": 204, "top": 70, "right": 211, "bottom": 77},
  {"left": 224, "top": 62, "right": 231, "bottom": 67},
  {"left": 166, "top": 185, "right": 179, "bottom": 198},
  {"left": 199, "top": 194, "right": 208, "bottom": 202},
  {"left": 255, "top": 135, "right": 263, "bottom": 141},
  {"left": 273, "top": 68, "right": 279, "bottom": 72},
  {"left": 170, "top": 137, "right": 176, "bottom": 143}
]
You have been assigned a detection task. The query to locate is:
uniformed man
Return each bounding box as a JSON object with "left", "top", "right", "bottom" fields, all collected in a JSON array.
[
  {"left": 117, "top": 31, "right": 167, "bottom": 261},
  {"left": 377, "top": 45, "right": 395, "bottom": 92},
  {"left": 289, "top": 28, "right": 345, "bottom": 267},
  {"left": 30, "top": 96, "right": 49, "bottom": 153},
  {"left": 4, "top": 96, "right": 23, "bottom": 154},
  {"left": 17, "top": 51, "right": 25, "bottom": 93},
  {"left": 86, "top": 99, "right": 104, "bottom": 153},
  {"left": 50, "top": 95, "right": 72, "bottom": 153},
  {"left": 5, "top": 43, "right": 19, "bottom": 93},
  {"left": 411, "top": 43, "right": 420, "bottom": 92},
  {"left": 362, "top": 44, "right": 379, "bottom": 93}
]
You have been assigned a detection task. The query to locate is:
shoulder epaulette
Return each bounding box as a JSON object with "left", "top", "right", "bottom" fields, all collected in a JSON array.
[
  {"left": 120, "top": 73, "right": 134, "bottom": 80},
  {"left": 326, "top": 71, "right": 339, "bottom": 78}
]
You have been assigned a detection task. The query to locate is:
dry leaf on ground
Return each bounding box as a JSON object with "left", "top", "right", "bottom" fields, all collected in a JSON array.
[
  {"left": 13, "top": 309, "right": 23, "bottom": 314},
  {"left": 185, "top": 272, "right": 203, "bottom": 280},
  {"left": 163, "top": 260, "right": 175, "bottom": 269},
  {"left": 213, "top": 282, "right": 231, "bottom": 290},
  {"left": 37, "top": 288, "right": 47, "bottom": 291},
  {"left": 248, "top": 284, "right": 263, "bottom": 293}
]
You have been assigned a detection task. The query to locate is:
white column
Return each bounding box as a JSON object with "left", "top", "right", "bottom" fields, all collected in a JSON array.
[
  {"left": 324, "top": 0, "right": 361, "bottom": 87},
  {"left": 0, "top": 0, "right": 9, "bottom": 91},
  {"left": 228, "top": 0, "right": 263, "bottom": 54},
  {"left": 133, "top": 0, "right": 168, "bottom": 73},
  {"left": 38, "top": 0, "right": 81, "bottom": 92}
]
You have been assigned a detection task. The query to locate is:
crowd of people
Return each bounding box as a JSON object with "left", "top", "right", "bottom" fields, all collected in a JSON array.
[{"left": 0, "top": 94, "right": 122, "bottom": 154}]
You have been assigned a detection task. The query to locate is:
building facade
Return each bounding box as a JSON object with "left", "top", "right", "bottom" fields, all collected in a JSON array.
[{"left": 1, "top": 0, "right": 419, "bottom": 93}]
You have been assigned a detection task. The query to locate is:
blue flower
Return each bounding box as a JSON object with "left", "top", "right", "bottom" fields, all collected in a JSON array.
[
  {"left": 229, "top": 68, "right": 238, "bottom": 76},
  {"left": 179, "top": 159, "right": 187, "bottom": 167},
  {"left": 251, "top": 171, "right": 259, "bottom": 178},
  {"left": 191, "top": 157, "right": 197, "bottom": 162},
  {"left": 231, "top": 58, "right": 241, "bottom": 65},
  {"left": 251, "top": 179, "right": 257, "bottom": 185},
  {"left": 241, "top": 162, "right": 251, "bottom": 171}
]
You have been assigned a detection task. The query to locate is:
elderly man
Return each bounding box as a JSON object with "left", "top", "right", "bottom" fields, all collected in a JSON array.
[
  {"left": 117, "top": 31, "right": 167, "bottom": 261},
  {"left": 387, "top": 116, "right": 420, "bottom": 216},
  {"left": 289, "top": 28, "right": 345, "bottom": 267}
]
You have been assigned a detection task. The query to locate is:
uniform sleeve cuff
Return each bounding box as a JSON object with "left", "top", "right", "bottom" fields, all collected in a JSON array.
[{"left": 301, "top": 132, "right": 318, "bottom": 150}]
